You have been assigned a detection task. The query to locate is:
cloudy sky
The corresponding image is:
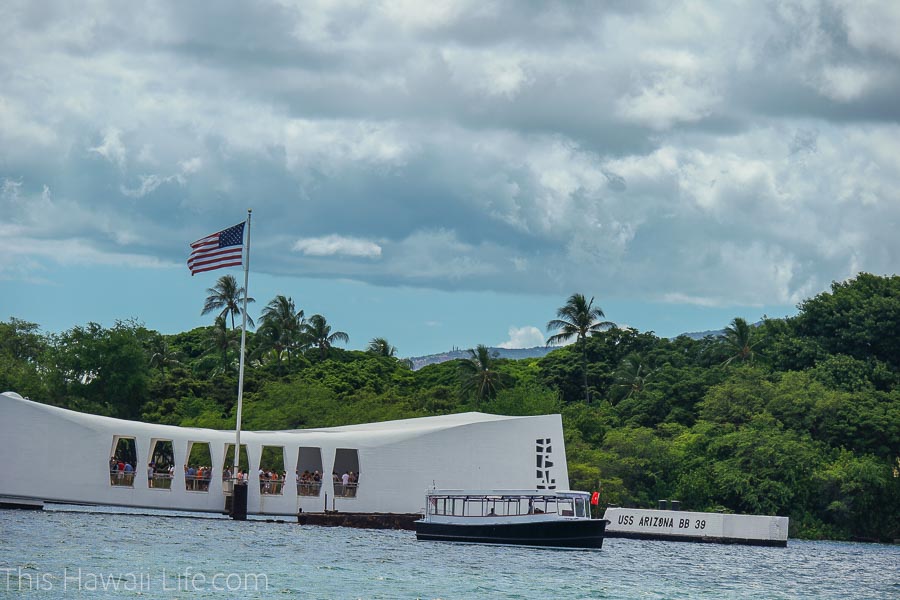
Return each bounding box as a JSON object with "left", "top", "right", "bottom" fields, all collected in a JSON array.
[{"left": 2, "top": 1, "right": 899, "bottom": 357}]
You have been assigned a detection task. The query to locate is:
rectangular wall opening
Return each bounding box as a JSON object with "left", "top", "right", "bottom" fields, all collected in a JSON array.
[
  {"left": 223, "top": 443, "right": 249, "bottom": 482},
  {"left": 332, "top": 448, "right": 360, "bottom": 498},
  {"left": 259, "top": 446, "right": 285, "bottom": 495},
  {"left": 297, "top": 447, "right": 323, "bottom": 497},
  {"left": 148, "top": 439, "right": 174, "bottom": 490},
  {"left": 185, "top": 441, "right": 213, "bottom": 492},
  {"left": 109, "top": 437, "right": 137, "bottom": 487}
]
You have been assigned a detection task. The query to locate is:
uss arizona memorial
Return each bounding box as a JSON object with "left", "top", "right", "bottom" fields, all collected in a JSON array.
[{"left": 0, "top": 392, "right": 568, "bottom": 516}]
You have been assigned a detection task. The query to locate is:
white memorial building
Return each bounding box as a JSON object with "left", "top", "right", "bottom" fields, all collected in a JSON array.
[{"left": 0, "top": 392, "right": 569, "bottom": 516}]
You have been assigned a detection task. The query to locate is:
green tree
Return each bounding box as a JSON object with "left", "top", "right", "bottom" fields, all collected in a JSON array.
[
  {"left": 0, "top": 318, "right": 45, "bottom": 362},
  {"left": 611, "top": 353, "right": 655, "bottom": 403},
  {"left": 201, "top": 315, "right": 239, "bottom": 374},
  {"left": 201, "top": 274, "right": 255, "bottom": 330},
  {"left": 698, "top": 366, "right": 773, "bottom": 425},
  {"left": 458, "top": 344, "right": 510, "bottom": 404},
  {"left": 721, "top": 317, "right": 760, "bottom": 366},
  {"left": 302, "top": 314, "right": 349, "bottom": 359},
  {"left": 367, "top": 337, "right": 397, "bottom": 357},
  {"left": 547, "top": 293, "right": 614, "bottom": 403},
  {"left": 48, "top": 320, "right": 152, "bottom": 418},
  {"left": 795, "top": 273, "right": 900, "bottom": 369},
  {"left": 149, "top": 337, "right": 184, "bottom": 375},
  {"left": 255, "top": 295, "right": 306, "bottom": 370}
]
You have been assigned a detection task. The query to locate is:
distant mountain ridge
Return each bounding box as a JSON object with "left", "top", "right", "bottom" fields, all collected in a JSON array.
[
  {"left": 407, "top": 325, "right": 744, "bottom": 369},
  {"left": 408, "top": 346, "right": 556, "bottom": 370}
]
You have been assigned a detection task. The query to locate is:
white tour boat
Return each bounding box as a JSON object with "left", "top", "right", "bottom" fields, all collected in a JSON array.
[{"left": 415, "top": 489, "right": 609, "bottom": 548}]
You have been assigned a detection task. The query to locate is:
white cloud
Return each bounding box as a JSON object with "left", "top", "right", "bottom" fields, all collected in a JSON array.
[
  {"left": 284, "top": 120, "right": 414, "bottom": 175},
  {"left": 442, "top": 47, "right": 534, "bottom": 99},
  {"left": 179, "top": 156, "right": 203, "bottom": 174},
  {"left": 88, "top": 127, "right": 126, "bottom": 168},
  {"left": 498, "top": 325, "right": 545, "bottom": 349},
  {"left": 816, "top": 65, "right": 876, "bottom": 102},
  {"left": 293, "top": 235, "right": 382, "bottom": 258},
  {"left": 2, "top": 0, "right": 899, "bottom": 314},
  {"left": 840, "top": 0, "right": 900, "bottom": 59}
]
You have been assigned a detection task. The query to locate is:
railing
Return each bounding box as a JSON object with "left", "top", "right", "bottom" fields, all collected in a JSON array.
[
  {"left": 109, "top": 471, "right": 136, "bottom": 487},
  {"left": 334, "top": 482, "right": 359, "bottom": 498},
  {"left": 148, "top": 473, "right": 173, "bottom": 490},
  {"left": 259, "top": 478, "right": 285, "bottom": 496},
  {"left": 296, "top": 481, "right": 322, "bottom": 497},
  {"left": 108, "top": 470, "right": 359, "bottom": 498},
  {"left": 185, "top": 473, "right": 213, "bottom": 492},
  {"left": 222, "top": 476, "right": 248, "bottom": 496}
]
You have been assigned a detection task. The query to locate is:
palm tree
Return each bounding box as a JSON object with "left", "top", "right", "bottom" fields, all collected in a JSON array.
[
  {"left": 546, "top": 293, "right": 614, "bottom": 403},
  {"left": 611, "top": 353, "right": 655, "bottom": 403},
  {"left": 459, "top": 344, "right": 510, "bottom": 404},
  {"left": 252, "top": 319, "right": 291, "bottom": 371},
  {"left": 722, "top": 317, "right": 760, "bottom": 366},
  {"left": 302, "top": 314, "right": 349, "bottom": 359},
  {"left": 148, "top": 338, "right": 184, "bottom": 375},
  {"left": 366, "top": 337, "right": 397, "bottom": 357},
  {"left": 202, "top": 315, "right": 239, "bottom": 373},
  {"left": 201, "top": 274, "right": 255, "bottom": 330},
  {"left": 257, "top": 295, "right": 306, "bottom": 369}
]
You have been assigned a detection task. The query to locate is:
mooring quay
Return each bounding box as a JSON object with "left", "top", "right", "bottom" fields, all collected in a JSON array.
[{"left": 603, "top": 505, "right": 789, "bottom": 547}]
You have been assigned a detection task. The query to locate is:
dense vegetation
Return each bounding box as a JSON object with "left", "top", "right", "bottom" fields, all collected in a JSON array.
[{"left": 2, "top": 273, "right": 898, "bottom": 542}]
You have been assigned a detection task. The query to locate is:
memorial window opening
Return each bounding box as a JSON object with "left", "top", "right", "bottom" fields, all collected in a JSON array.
[
  {"left": 332, "top": 448, "right": 360, "bottom": 498},
  {"left": 296, "top": 447, "right": 323, "bottom": 497},
  {"left": 222, "top": 443, "right": 249, "bottom": 487},
  {"left": 148, "top": 439, "right": 174, "bottom": 490},
  {"left": 185, "top": 441, "right": 213, "bottom": 492},
  {"left": 259, "top": 446, "right": 285, "bottom": 495},
  {"left": 109, "top": 437, "right": 137, "bottom": 487}
]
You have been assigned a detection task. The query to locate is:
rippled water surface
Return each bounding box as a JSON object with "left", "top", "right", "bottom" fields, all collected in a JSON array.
[{"left": 1, "top": 505, "right": 898, "bottom": 598}]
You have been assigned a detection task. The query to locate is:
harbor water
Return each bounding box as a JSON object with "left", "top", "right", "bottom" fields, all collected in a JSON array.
[{"left": 1, "top": 505, "right": 897, "bottom": 599}]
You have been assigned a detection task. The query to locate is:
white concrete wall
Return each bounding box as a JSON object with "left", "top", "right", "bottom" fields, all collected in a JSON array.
[{"left": 0, "top": 392, "right": 568, "bottom": 516}]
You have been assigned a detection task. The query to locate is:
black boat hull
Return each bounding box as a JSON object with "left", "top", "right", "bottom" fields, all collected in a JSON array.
[{"left": 415, "top": 518, "right": 609, "bottom": 548}]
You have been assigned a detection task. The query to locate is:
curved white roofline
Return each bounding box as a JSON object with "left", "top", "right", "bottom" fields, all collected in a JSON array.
[{"left": 0, "top": 392, "right": 570, "bottom": 516}]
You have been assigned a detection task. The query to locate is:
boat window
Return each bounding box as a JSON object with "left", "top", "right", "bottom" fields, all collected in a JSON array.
[
  {"left": 332, "top": 448, "right": 360, "bottom": 498},
  {"left": 297, "top": 447, "right": 323, "bottom": 497},
  {"left": 185, "top": 441, "right": 213, "bottom": 492},
  {"left": 259, "top": 446, "right": 285, "bottom": 495},
  {"left": 109, "top": 436, "right": 137, "bottom": 487},
  {"left": 147, "top": 439, "right": 174, "bottom": 490},
  {"left": 575, "top": 498, "right": 586, "bottom": 518},
  {"left": 557, "top": 498, "right": 575, "bottom": 516},
  {"left": 468, "top": 498, "right": 486, "bottom": 516}
]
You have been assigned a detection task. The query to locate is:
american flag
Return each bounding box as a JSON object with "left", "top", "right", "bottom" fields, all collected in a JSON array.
[{"left": 188, "top": 221, "right": 245, "bottom": 275}]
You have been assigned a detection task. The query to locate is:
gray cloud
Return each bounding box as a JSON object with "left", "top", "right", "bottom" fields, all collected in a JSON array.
[{"left": 1, "top": 0, "right": 899, "bottom": 307}]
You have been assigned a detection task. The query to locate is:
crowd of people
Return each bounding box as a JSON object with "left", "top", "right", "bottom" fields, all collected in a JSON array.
[
  {"left": 185, "top": 464, "right": 213, "bottom": 491},
  {"left": 109, "top": 457, "right": 135, "bottom": 486},
  {"left": 296, "top": 469, "right": 322, "bottom": 496},
  {"left": 259, "top": 469, "right": 286, "bottom": 495},
  {"left": 108, "top": 457, "right": 361, "bottom": 497}
]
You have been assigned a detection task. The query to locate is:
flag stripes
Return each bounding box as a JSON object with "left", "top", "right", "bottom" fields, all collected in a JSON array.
[{"left": 187, "top": 221, "right": 245, "bottom": 275}]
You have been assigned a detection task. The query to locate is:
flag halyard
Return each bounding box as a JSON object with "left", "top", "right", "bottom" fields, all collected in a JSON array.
[{"left": 187, "top": 221, "right": 245, "bottom": 275}]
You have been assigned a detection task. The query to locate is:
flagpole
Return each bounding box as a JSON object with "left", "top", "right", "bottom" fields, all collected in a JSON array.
[{"left": 234, "top": 209, "right": 252, "bottom": 480}]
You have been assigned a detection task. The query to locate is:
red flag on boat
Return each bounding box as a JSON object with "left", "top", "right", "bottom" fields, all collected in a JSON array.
[{"left": 591, "top": 491, "right": 600, "bottom": 505}]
